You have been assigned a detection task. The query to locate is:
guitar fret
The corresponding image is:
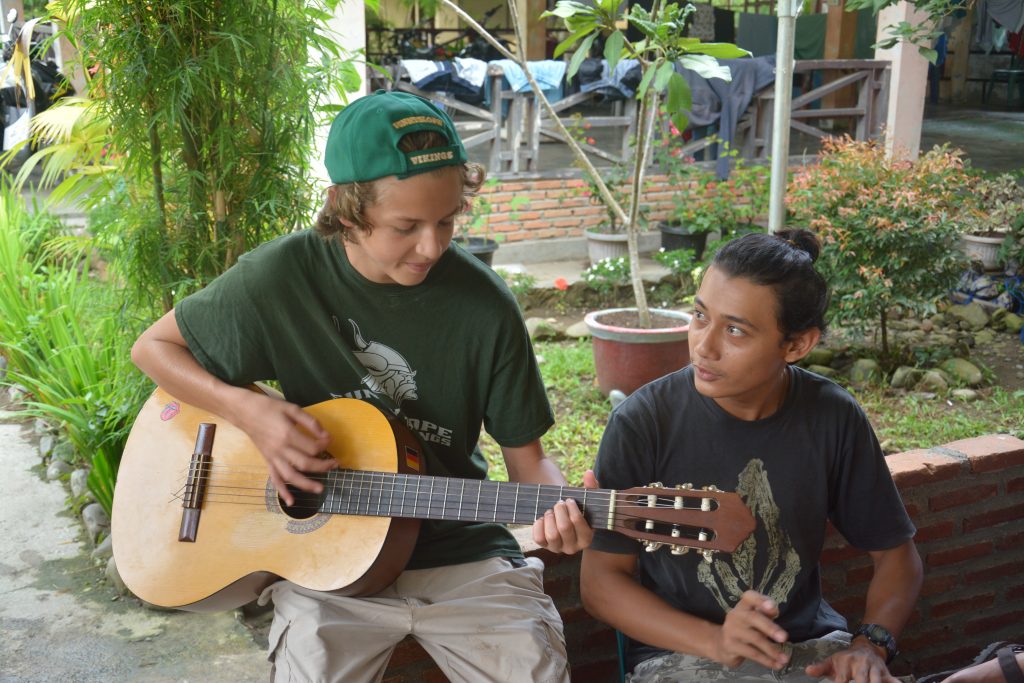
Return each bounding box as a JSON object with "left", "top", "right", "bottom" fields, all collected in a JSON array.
[
  {"left": 475, "top": 480, "right": 482, "bottom": 522},
  {"left": 493, "top": 481, "right": 498, "bottom": 522},
  {"left": 460, "top": 480, "right": 466, "bottom": 521},
  {"left": 442, "top": 478, "right": 449, "bottom": 518},
  {"left": 388, "top": 474, "right": 395, "bottom": 516},
  {"left": 376, "top": 472, "right": 383, "bottom": 516},
  {"left": 513, "top": 483, "right": 520, "bottom": 524},
  {"left": 428, "top": 477, "right": 435, "bottom": 520}
]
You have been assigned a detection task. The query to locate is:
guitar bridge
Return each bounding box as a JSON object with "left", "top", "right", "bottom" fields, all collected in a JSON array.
[{"left": 179, "top": 423, "right": 216, "bottom": 543}]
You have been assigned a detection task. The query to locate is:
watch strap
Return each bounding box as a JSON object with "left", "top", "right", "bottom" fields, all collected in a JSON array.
[
  {"left": 854, "top": 624, "right": 898, "bottom": 664},
  {"left": 997, "top": 646, "right": 1024, "bottom": 683}
]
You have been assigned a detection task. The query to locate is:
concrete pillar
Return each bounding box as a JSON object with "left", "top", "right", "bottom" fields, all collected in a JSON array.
[
  {"left": 521, "top": 0, "right": 548, "bottom": 59},
  {"left": 824, "top": 0, "right": 859, "bottom": 110},
  {"left": 948, "top": 14, "right": 972, "bottom": 103},
  {"left": 874, "top": 2, "right": 931, "bottom": 160}
]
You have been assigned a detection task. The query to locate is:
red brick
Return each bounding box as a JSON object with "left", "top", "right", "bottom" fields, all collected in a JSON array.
[
  {"left": 926, "top": 541, "right": 993, "bottom": 567},
  {"left": 963, "top": 503, "right": 1024, "bottom": 533},
  {"left": 543, "top": 575, "right": 572, "bottom": 600},
  {"left": 964, "top": 608, "right": 1024, "bottom": 635},
  {"left": 914, "top": 520, "right": 956, "bottom": 543},
  {"left": 570, "top": 660, "right": 619, "bottom": 683},
  {"left": 916, "top": 646, "right": 991, "bottom": 676},
  {"left": 943, "top": 435, "right": 1024, "bottom": 472},
  {"left": 828, "top": 595, "right": 863, "bottom": 618},
  {"left": 921, "top": 573, "right": 958, "bottom": 596},
  {"left": 387, "top": 637, "right": 431, "bottom": 667},
  {"left": 898, "top": 625, "right": 954, "bottom": 652},
  {"left": 821, "top": 544, "right": 862, "bottom": 565},
  {"left": 904, "top": 501, "right": 922, "bottom": 518},
  {"left": 1006, "top": 583, "right": 1024, "bottom": 601},
  {"left": 928, "top": 483, "right": 999, "bottom": 512},
  {"left": 931, "top": 593, "right": 995, "bottom": 618},
  {"left": 996, "top": 529, "right": 1024, "bottom": 550},
  {"left": 1008, "top": 477, "right": 1024, "bottom": 494},
  {"left": 965, "top": 560, "right": 1024, "bottom": 585},
  {"left": 887, "top": 449, "right": 963, "bottom": 487}
]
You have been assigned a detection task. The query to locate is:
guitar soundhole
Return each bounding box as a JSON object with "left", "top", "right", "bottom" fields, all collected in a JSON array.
[{"left": 279, "top": 476, "right": 327, "bottom": 520}]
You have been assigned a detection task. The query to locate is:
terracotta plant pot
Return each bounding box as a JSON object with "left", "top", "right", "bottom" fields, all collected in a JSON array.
[{"left": 584, "top": 308, "right": 692, "bottom": 396}]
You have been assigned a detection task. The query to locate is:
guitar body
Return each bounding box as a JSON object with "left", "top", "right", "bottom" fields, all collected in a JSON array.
[{"left": 112, "top": 388, "right": 421, "bottom": 612}]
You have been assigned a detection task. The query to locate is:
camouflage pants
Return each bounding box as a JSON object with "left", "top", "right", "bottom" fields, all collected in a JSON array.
[{"left": 628, "top": 631, "right": 852, "bottom": 682}]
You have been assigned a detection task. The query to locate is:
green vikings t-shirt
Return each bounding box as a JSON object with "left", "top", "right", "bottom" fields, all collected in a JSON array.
[{"left": 175, "top": 229, "right": 554, "bottom": 569}]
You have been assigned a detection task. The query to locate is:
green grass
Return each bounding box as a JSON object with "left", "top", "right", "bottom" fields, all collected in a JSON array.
[{"left": 481, "top": 341, "right": 1024, "bottom": 484}]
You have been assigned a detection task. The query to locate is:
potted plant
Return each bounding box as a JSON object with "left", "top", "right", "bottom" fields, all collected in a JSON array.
[
  {"left": 580, "top": 162, "right": 651, "bottom": 264},
  {"left": 440, "top": 0, "right": 747, "bottom": 395},
  {"left": 454, "top": 178, "right": 503, "bottom": 266},
  {"left": 958, "top": 173, "right": 1024, "bottom": 271}
]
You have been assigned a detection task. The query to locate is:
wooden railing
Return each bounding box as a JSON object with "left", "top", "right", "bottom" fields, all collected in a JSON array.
[{"left": 384, "top": 59, "right": 890, "bottom": 176}]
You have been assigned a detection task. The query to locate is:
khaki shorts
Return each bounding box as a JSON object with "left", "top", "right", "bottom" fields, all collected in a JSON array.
[{"left": 263, "top": 556, "right": 569, "bottom": 683}]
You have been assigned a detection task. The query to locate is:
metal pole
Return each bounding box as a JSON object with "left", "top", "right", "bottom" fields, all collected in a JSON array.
[{"left": 767, "top": 0, "right": 800, "bottom": 234}]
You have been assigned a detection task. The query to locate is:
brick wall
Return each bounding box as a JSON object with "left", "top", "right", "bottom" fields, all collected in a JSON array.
[
  {"left": 466, "top": 173, "right": 704, "bottom": 243},
  {"left": 382, "top": 434, "right": 1024, "bottom": 682}
]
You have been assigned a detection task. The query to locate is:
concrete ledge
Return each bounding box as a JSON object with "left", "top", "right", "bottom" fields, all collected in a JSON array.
[{"left": 493, "top": 232, "right": 663, "bottom": 265}]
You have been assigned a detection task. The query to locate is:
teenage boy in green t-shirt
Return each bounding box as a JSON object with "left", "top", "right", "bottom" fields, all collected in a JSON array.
[{"left": 131, "top": 90, "right": 595, "bottom": 683}]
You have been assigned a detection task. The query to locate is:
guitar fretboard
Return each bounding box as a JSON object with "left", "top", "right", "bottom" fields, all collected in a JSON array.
[{"left": 320, "top": 469, "right": 613, "bottom": 529}]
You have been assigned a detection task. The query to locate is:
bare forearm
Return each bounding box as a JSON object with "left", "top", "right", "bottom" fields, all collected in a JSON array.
[
  {"left": 862, "top": 540, "right": 922, "bottom": 637},
  {"left": 581, "top": 553, "right": 721, "bottom": 660}
]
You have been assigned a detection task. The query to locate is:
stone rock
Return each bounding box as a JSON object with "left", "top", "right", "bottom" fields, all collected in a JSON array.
[
  {"left": 52, "top": 441, "right": 77, "bottom": 464},
  {"left": 886, "top": 319, "right": 914, "bottom": 331},
  {"left": 849, "top": 358, "right": 881, "bottom": 385},
  {"left": 890, "top": 366, "right": 923, "bottom": 389},
  {"left": 948, "top": 303, "right": 989, "bottom": 331},
  {"left": 46, "top": 460, "right": 73, "bottom": 480},
  {"left": 929, "top": 313, "right": 945, "bottom": 328},
  {"left": 951, "top": 388, "right": 980, "bottom": 402},
  {"left": 1002, "top": 313, "right": 1024, "bottom": 334},
  {"left": 921, "top": 319, "right": 935, "bottom": 333},
  {"left": 899, "top": 329, "right": 926, "bottom": 346},
  {"left": 0, "top": 354, "right": 6, "bottom": 380},
  {"left": 807, "top": 364, "right": 837, "bottom": 378},
  {"left": 33, "top": 418, "right": 52, "bottom": 435},
  {"left": 910, "top": 391, "right": 938, "bottom": 400},
  {"left": 7, "top": 383, "right": 27, "bottom": 402},
  {"left": 565, "top": 320, "right": 592, "bottom": 339},
  {"left": 804, "top": 348, "right": 835, "bottom": 367},
  {"left": 82, "top": 503, "right": 111, "bottom": 542},
  {"left": 92, "top": 535, "right": 114, "bottom": 560},
  {"left": 105, "top": 556, "right": 128, "bottom": 595},
  {"left": 940, "top": 358, "right": 984, "bottom": 387},
  {"left": 991, "top": 308, "right": 1008, "bottom": 326},
  {"left": 974, "top": 329, "right": 996, "bottom": 345},
  {"left": 38, "top": 434, "right": 55, "bottom": 459},
  {"left": 70, "top": 469, "right": 91, "bottom": 498},
  {"left": 526, "top": 317, "right": 560, "bottom": 340},
  {"left": 917, "top": 370, "right": 949, "bottom": 393}
]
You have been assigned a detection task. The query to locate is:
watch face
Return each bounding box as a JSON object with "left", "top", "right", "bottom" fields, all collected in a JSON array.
[{"left": 864, "top": 624, "right": 889, "bottom": 641}]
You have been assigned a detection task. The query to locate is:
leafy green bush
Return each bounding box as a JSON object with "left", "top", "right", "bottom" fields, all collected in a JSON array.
[
  {"left": 0, "top": 183, "right": 149, "bottom": 513},
  {"left": 787, "top": 137, "right": 972, "bottom": 361}
]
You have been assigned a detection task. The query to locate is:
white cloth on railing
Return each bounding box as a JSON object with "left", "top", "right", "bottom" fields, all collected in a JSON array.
[
  {"left": 453, "top": 57, "right": 488, "bottom": 89},
  {"left": 401, "top": 59, "right": 449, "bottom": 88}
]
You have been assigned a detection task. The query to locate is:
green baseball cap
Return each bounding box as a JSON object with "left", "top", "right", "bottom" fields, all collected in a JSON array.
[{"left": 324, "top": 90, "right": 468, "bottom": 185}]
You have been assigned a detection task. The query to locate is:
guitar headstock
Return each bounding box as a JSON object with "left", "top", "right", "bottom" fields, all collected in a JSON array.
[{"left": 610, "top": 483, "right": 755, "bottom": 562}]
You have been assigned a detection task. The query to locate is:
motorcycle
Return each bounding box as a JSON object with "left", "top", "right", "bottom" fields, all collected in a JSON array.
[{"left": 1, "top": 9, "right": 73, "bottom": 161}]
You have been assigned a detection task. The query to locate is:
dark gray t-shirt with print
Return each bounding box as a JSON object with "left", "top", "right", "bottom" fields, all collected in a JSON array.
[
  {"left": 176, "top": 229, "right": 554, "bottom": 569},
  {"left": 590, "top": 365, "right": 915, "bottom": 670}
]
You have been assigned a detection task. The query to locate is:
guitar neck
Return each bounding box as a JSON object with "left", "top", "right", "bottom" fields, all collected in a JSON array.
[{"left": 321, "top": 470, "right": 613, "bottom": 529}]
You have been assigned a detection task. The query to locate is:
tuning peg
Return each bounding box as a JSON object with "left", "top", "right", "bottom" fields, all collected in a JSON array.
[
  {"left": 675, "top": 483, "right": 693, "bottom": 490},
  {"left": 647, "top": 481, "right": 664, "bottom": 488},
  {"left": 702, "top": 484, "right": 721, "bottom": 492},
  {"left": 643, "top": 540, "right": 664, "bottom": 552},
  {"left": 670, "top": 544, "right": 690, "bottom": 555},
  {"left": 701, "top": 549, "right": 715, "bottom": 563}
]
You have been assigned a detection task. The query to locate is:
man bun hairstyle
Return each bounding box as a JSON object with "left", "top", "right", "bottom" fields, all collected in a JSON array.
[{"left": 711, "top": 229, "right": 830, "bottom": 338}]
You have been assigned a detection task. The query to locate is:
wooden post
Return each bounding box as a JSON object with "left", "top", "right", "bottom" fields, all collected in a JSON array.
[
  {"left": 824, "top": 0, "right": 859, "bottom": 113},
  {"left": 948, "top": 15, "right": 972, "bottom": 103},
  {"left": 522, "top": 0, "right": 548, "bottom": 59}
]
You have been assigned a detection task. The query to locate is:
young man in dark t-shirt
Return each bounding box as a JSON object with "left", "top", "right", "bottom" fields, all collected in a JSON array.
[
  {"left": 132, "top": 90, "right": 594, "bottom": 683},
  {"left": 582, "top": 231, "right": 922, "bottom": 682}
]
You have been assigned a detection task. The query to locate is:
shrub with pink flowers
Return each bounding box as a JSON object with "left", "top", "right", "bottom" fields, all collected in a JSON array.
[{"left": 787, "top": 136, "right": 973, "bottom": 358}]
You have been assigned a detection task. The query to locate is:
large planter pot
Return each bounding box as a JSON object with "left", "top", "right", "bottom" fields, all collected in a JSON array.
[
  {"left": 658, "top": 221, "right": 708, "bottom": 260},
  {"left": 584, "top": 308, "right": 692, "bottom": 396},
  {"left": 454, "top": 236, "right": 499, "bottom": 266},
  {"left": 584, "top": 228, "right": 629, "bottom": 265},
  {"left": 960, "top": 233, "right": 1004, "bottom": 271}
]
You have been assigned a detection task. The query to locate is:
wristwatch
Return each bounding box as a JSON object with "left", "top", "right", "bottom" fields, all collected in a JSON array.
[{"left": 853, "top": 623, "right": 898, "bottom": 664}]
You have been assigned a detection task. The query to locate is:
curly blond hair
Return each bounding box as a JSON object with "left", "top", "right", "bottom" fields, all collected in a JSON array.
[{"left": 316, "top": 130, "right": 485, "bottom": 241}]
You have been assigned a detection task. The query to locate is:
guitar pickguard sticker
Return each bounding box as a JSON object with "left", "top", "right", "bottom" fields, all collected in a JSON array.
[
  {"left": 160, "top": 402, "right": 180, "bottom": 421},
  {"left": 263, "top": 481, "right": 331, "bottom": 534}
]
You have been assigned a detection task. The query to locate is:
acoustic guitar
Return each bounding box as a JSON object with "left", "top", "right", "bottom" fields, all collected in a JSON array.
[{"left": 112, "top": 388, "right": 756, "bottom": 612}]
